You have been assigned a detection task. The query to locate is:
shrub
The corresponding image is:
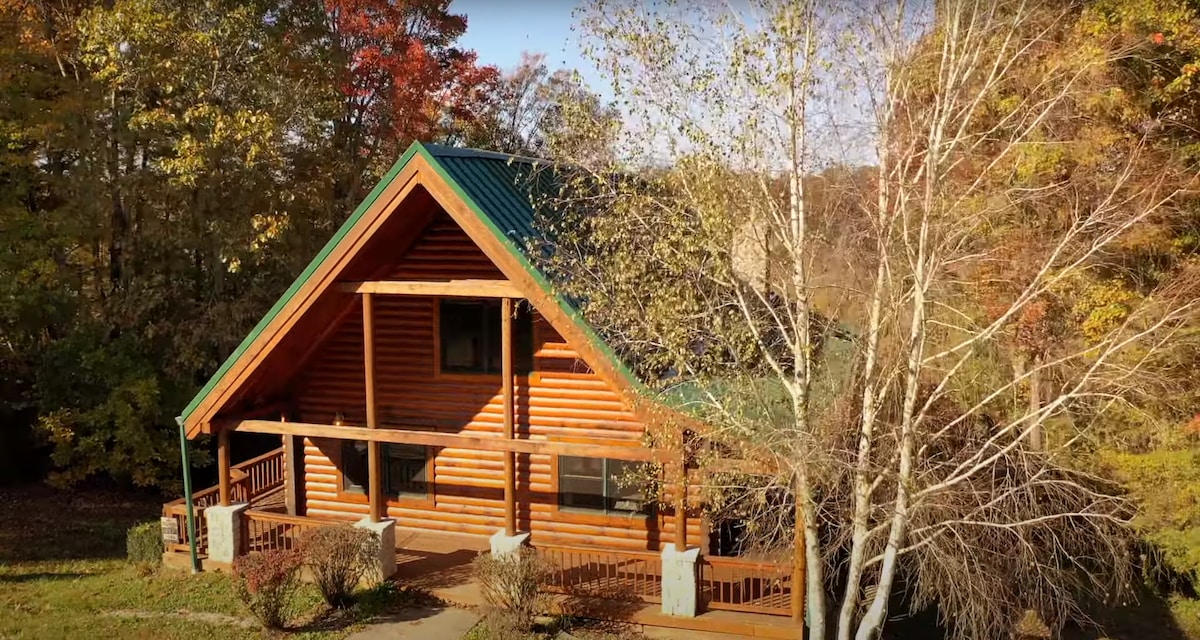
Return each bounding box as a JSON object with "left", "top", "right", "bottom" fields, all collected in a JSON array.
[
  {"left": 299, "top": 524, "right": 378, "bottom": 608},
  {"left": 125, "top": 521, "right": 162, "bottom": 566},
  {"left": 233, "top": 548, "right": 304, "bottom": 629},
  {"left": 473, "top": 547, "right": 554, "bottom": 632},
  {"left": 473, "top": 610, "right": 531, "bottom": 640}
]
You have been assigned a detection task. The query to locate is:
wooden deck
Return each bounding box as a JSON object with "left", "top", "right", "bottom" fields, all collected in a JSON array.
[
  {"left": 390, "top": 528, "right": 799, "bottom": 639},
  {"left": 163, "top": 449, "right": 796, "bottom": 634},
  {"left": 393, "top": 528, "right": 488, "bottom": 591}
]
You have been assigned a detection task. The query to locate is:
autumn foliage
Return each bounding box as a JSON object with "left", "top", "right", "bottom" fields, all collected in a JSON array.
[
  {"left": 324, "top": 0, "right": 498, "bottom": 171},
  {"left": 0, "top": 0, "right": 510, "bottom": 490}
]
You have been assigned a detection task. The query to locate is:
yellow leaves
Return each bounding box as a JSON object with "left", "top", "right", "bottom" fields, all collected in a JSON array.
[
  {"left": 1072, "top": 278, "right": 1142, "bottom": 344},
  {"left": 155, "top": 107, "right": 280, "bottom": 185},
  {"left": 37, "top": 409, "right": 77, "bottom": 446},
  {"left": 1012, "top": 139, "right": 1067, "bottom": 183},
  {"left": 250, "top": 213, "right": 289, "bottom": 253}
]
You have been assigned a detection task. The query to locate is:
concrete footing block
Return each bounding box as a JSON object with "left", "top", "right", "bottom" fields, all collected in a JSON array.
[
  {"left": 204, "top": 503, "right": 249, "bottom": 565},
  {"left": 660, "top": 546, "right": 701, "bottom": 617},
  {"left": 354, "top": 518, "right": 397, "bottom": 581},
  {"left": 488, "top": 530, "right": 531, "bottom": 558}
]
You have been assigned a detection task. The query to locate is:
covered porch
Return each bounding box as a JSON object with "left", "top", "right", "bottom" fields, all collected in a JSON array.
[
  {"left": 165, "top": 281, "right": 801, "bottom": 633},
  {"left": 162, "top": 459, "right": 799, "bottom": 638}
]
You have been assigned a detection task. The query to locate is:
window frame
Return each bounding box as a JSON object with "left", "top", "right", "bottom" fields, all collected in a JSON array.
[
  {"left": 553, "top": 454, "right": 656, "bottom": 519},
  {"left": 336, "top": 440, "right": 435, "bottom": 507},
  {"left": 381, "top": 443, "right": 430, "bottom": 500},
  {"left": 433, "top": 298, "right": 534, "bottom": 379}
]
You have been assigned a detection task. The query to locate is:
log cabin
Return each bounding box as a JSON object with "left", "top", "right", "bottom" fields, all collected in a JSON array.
[{"left": 162, "top": 142, "right": 800, "bottom": 632}]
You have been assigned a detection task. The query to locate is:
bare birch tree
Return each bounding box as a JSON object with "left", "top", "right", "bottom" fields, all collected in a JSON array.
[{"left": 537, "top": 1, "right": 1200, "bottom": 639}]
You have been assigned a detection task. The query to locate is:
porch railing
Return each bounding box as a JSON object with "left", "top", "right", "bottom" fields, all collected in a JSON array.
[
  {"left": 230, "top": 448, "right": 287, "bottom": 503},
  {"left": 161, "top": 447, "right": 287, "bottom": 557},
  {"left": 241, "top": 510, "right": 319, "bottom": 554},
  {"left": 535, "top": 544, "right": 663, "bottom": 603},
  {"left": 699, "top": 555, "right": 792, "bottom": 616},
  {"left": 162, "top": 500, "right": 210, "bottom": 555}
]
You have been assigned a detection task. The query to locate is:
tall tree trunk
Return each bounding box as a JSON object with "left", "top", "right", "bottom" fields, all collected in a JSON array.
[
  {"left": 1013, "top": 353, "right": 1044, "bottom": 449},
  {"left": 1028, "top": 355, "right": 1043, "bottom": 450},
  {"left": 107, "top": 95, "right": 127, "bottom": 294},
  {"left": 782, "top": 4, "right": 825, "bottom": 636}
]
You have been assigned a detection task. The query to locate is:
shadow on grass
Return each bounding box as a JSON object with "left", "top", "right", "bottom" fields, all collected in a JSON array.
[
  {"left": 1064, "top": 587, "right": 1192, "bottom": 640},
  {"left": 290, "top": 602, "right": 448, "bottom": 634},
  {"left": 0, "top": 571, "right": 96, "bottom": 583},
  {"left": 875, "top": 586, "right": 1193, "bottom": 640},
  {"left": 289, "top": 582, "right": 445, "bottom": 634},
  {"left": 0, "top": 484, "right": 162, "bottom": 564}
]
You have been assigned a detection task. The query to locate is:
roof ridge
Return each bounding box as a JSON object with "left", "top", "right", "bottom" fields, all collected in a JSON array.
[{"left": 420, "top": 142, "right": 550, "bottom": 167}]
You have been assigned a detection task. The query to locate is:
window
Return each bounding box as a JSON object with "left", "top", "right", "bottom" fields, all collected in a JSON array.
[
  {"left": 711, "top": 519, "right": 751, "bottom": 557},
  {"left": 342, "top": 441, "right": 369, "bottom": 494},
  {"left": 341, "top": 441, "right": 429, "bottom": 500},
  {"left": 558, "top": 456, "right": 651, "bottom": 515},
  {"left": 383, "top": 444, "right": 428, "bottom": 498},
  {"left": 439, "top": 300, "right": 533, "bottom": 375}
]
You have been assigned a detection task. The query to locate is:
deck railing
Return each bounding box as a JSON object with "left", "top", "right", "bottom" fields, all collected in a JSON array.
[
  {"left": 699, "top": 555, "right": 792, "bottom": 616},
  {"left": 230, "top": 448, "right": 287, "bottom": 502},
  {"left": 162, "top": 501, "right": 210, "bottom": 554},
  {"left": 161, "top": 447, "right": 287, "bottom": 556},
  {"left": 241, "top": 510, "right": 320, "bottom": 553},
  {"left": 536, "top": 544, "right": 663, "bottom": 603}
]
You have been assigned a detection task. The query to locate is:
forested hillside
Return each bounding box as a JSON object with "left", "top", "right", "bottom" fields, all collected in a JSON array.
[
  {"left": 8, "top": 0, "right": 1200, "bottom": 636},
  {"left": 0, "top": 0, "right": 602, "bottom": 488}
]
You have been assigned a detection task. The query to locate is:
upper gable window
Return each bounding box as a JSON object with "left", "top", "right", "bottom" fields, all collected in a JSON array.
[{"left": 439, "top": 299, "right": 533, "bottom": 375}]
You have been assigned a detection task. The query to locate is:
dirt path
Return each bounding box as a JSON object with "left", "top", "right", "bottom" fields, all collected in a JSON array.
[{"left": 103, "top": 608, "right": 258, "bottom": 628}]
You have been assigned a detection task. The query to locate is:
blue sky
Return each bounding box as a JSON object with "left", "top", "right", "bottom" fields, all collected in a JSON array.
[{"left": 450, "top": 0, "right": 608, "bottom": 95}]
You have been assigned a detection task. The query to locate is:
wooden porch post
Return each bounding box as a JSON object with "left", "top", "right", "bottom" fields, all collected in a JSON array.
[
  {"left": 363, "top": 292, "right": 383, "bottom": 523},
  {"left": 792, "top": 499, "right": 806, "bottom": 624},
  {"left": 217, "top": 428, "right": 231, "bottom": 506},
  {"left": 501, "top": 298, "right": 516, "bottom": 537},
  {"left": 283, "top": 435, "right": 304, "bottom": 516},
  {"left": 674, "top": 430, "right": 687, "bottom": 552}
]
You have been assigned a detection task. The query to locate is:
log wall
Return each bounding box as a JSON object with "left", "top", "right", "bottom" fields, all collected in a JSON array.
[{"left": 288, "top": 212, "right": 703, "bottom": 550}]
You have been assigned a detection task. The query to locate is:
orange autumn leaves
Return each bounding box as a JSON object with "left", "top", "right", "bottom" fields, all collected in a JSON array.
[{"left": 324, "top": 0, "right": 498, "bottom": 156}]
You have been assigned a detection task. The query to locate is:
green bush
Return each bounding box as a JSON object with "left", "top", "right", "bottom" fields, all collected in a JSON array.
[
  {"left": 233, "top": 549, "right": 304, "bottom": 629},
  {"left": 125, "top": 521, "right": 162, "bottom": 566},
  {"left": 299, "top": 524, "right": 378, "bottom": 608}
]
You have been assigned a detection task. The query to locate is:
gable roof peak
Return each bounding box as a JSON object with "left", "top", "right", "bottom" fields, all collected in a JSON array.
[{"left": 178, "top": 140, "right": 643, "bottom": 436}]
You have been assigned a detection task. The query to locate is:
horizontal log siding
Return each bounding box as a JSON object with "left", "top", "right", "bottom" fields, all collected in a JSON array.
[
  {"left": 389, "top": 212, "right": 504, "bottom": 280},
  {"left": 291, "top": 213, "right": 702, "bottom": 550}
]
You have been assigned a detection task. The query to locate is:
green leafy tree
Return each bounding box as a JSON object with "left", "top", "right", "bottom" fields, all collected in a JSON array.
[{"left": 0, "top": 0, "right": 498, "bottom": 491}]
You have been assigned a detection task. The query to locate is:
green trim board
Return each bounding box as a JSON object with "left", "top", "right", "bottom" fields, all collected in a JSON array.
[
  {"left": 177, "top": 144, "right": 420, "bottom": 429},
  {"left": 178, "top": 141, "right": 643, "bottom": 433}
]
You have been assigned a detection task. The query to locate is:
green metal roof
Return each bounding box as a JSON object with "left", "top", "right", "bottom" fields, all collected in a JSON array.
[
  {"left": 179, "top": 141, "right": 641, "bottom": 431},
  {"left": 418, "top": 143, "right": 644, "bottom": 391},
  {"left": 421, "top": 143, "right": 549, "bottom": 246}
]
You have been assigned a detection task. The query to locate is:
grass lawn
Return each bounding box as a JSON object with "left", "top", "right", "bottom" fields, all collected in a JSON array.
[{"left": 0, "top": 485, "right": 362, "bottom": 639}]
